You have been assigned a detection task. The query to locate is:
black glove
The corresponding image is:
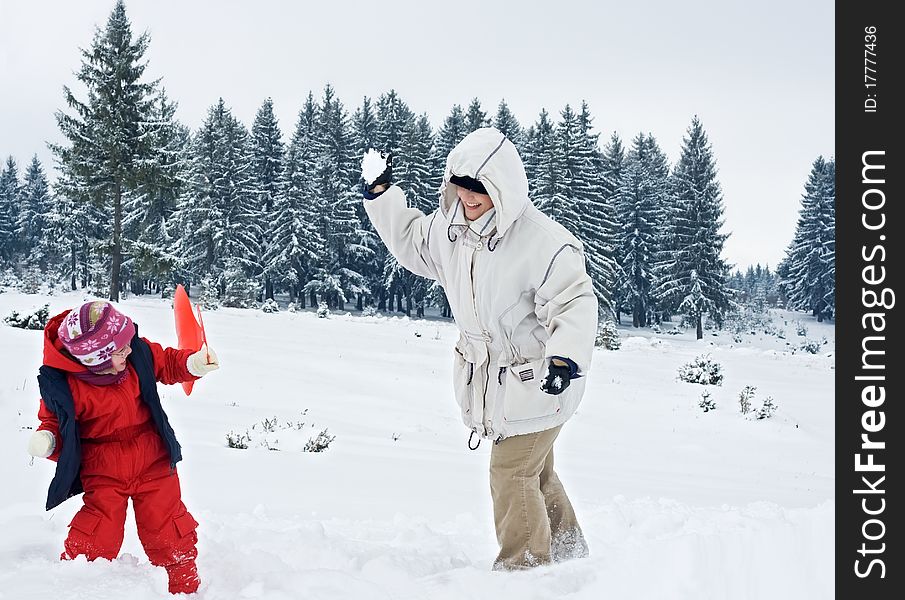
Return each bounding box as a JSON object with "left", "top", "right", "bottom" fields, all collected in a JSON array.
[
  {"left": 367, "top": 152, "right": 393, "bottom": 193},
  {"left": 540, "top": 361, "right": 571, "bottom": 395}
]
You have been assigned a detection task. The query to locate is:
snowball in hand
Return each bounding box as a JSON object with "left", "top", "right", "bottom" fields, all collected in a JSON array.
[{"left": 361, "top": 149, "right": 388, "bottom": 185}]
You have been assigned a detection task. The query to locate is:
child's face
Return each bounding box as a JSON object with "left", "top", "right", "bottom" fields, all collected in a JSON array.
[{"left": 110, "top": 344, "right": 131, "bottom": 373}]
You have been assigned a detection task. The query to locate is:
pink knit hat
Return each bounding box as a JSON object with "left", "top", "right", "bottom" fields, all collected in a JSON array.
[{"left": 58, "top": 301, "right": 136, "bottom": 373}]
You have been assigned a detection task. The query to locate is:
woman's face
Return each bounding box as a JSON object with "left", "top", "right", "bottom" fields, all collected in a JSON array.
[{"left": 455, "top": 185, "right": 494, "bottom": 220}]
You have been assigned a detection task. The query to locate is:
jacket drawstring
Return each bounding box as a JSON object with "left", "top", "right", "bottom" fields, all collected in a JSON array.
[{"left": 467, "top": 430, "right": 481, "bottom": 450}]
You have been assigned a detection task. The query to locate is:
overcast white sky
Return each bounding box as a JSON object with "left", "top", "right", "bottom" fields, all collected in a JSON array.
[{"left": 0, "top": 0, "right": 833, "bottom": 270}]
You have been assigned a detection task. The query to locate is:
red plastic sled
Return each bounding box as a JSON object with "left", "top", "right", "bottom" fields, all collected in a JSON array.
[{"left": 174, "top": 284, "right": 205, "bottom": 395}]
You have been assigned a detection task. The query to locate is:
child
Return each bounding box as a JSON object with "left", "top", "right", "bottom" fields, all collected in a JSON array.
[{"left": 27, "top": 300, "right": 219, "bottom": 594}]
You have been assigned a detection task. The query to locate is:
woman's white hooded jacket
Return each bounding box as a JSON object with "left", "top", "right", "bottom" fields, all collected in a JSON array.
[{"left": 364, "top": 127, "right": 598, "bottom": 441}]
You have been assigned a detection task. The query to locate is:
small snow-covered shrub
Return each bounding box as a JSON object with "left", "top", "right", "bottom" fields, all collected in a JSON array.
[
  {"left": 699, "top": 389, "right": 716, "bottom": 412},
  {"left": 304, "top": 428, "right": 336, "bottom": 452},
  {"left": 198, "top": 275, "right": 220, "bottom": 310},
  {"left": 287, "top": 302, "right": 300, "bottom": 313},
  {"left": 261, "top": 298, "right": 279, "bottom": 313},
  {"left": 651, "top": 324, "right": 662, "bottom": 334},
  {"left": 17, "top": 270, "right": 42, "bottom": 294},
  {"left": 739, "top": 385, "right": 756, "bottom": 414},
  {"left": 362, "top": 305, "right": 378, "bottom": 317},
  {"left": 755, "top": 396, "right": 777, "bottom": 419},
  {"left": 4, "top": 304, "right": 50, "bottom": 330},
  {"left": 226, "top": 430, "right": 250, "bottom": 449},
  {"left": 678, "top": 354, "right": 724, "bottom": 386},
  {"left": 316, "top": 301, "right": 330, "bottom": 318},
  {"left": 226, "top": 410, "right": 333, "bottom": 452},
  {"left": 799, "top": 340, "right": 821, "bottom": 354},
  {"left": 222, "top": 268, "right": 258, "bottom": 309},
  {"left": 796, "top": 322, "right": 808, "bottom": 337},
  {"left": 0, "top": 269, "right": 19, "bottom": 289},
  {"left": 595, "top": 320, "right": 621, "bottom": 350}
]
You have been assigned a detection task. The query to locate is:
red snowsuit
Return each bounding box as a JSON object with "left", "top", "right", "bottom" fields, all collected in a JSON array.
[{"left": 37, "top": 310, "right": 200, "bottom": 588}]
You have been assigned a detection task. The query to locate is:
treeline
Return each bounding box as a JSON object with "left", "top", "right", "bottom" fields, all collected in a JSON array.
[{"left": 0, "top": 1, "right": 834, "bottom": 336}]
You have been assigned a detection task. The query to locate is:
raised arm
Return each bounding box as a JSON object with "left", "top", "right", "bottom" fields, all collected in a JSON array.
[{"left": 364, "top": 185, "right": 442, "bottom": 281}]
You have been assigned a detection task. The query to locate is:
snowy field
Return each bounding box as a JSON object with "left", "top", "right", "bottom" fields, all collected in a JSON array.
[{"left": 0, "top": 290, "right": 835, "bottom": 599}]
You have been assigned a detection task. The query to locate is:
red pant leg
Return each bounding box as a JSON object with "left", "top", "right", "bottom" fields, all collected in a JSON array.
[
  {"left": 132, "top": 456, "right": 198, "bottom": 568},
  {"left": 63, "top": 474, "right": 129, "bottom": 561}
]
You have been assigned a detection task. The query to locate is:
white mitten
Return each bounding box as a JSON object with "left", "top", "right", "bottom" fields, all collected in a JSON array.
[
  {"left": 187, "top": 344, "right": 220, "bottom": 377},
  {"left": 28, "top": 430, "right": 56, "bottom": 458}
]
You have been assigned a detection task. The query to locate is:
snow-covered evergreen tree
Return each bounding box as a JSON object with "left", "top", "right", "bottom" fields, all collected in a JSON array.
[
  {"left": 266, "top": 93, "right": 321, "bottom": 306},
  {"left": 0, "top": 157, "right": 21, "bottom": 264},
  {"left": 432, "top": 104, "right": 467, "bottom": 191},
  {"left": 573, "top": 102, "right": 616, "bottom": 318},
  {"left": 616, "top": 134, "right": 661, "bottom": 327},
  {"left": 464, "top": 97, "right": 491, "bottom": 133},
  {"left": 51, "top": 0, "right": 161, "bottom": 301},
  {"left": 250, "top": 97, "right": 285, "bottom": 300},
  {"left": 546, "top": 105, "right": 584, "bottom": 240},
  {"left": 778, "top": 156, "right": 835, "bottom": 321},
  {"left": 653, "top": 116, "right": 732, "bottom": 339},
  {"left": 305, "top": 85, "right": 363, "bottom": 309},
  {"left": 601, "top": 134, "right": 626, "bottom": 321},
  {"left": 123, "top": 90, "right": 189, "bottom": 294},
  {"left": 523, "top": 109, "right": 557, "bottom": 215},
  {"left": 493, "top": 100, "right": 523, "bottom": 150},
  {"left": 179, "top": 98, "right": 262, "bottom": 297},
  {"left": 16, "top": 156, "right": 55, "bottom": 271}
]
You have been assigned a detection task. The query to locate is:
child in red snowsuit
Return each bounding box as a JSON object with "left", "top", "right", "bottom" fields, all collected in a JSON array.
[{"left": 27, "top": 301, "right": 219, "bottom": 595}]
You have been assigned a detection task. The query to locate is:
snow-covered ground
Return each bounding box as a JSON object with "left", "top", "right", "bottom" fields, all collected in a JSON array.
[{"left": 0, "top": 290, "right": 834, "bottom": 599}]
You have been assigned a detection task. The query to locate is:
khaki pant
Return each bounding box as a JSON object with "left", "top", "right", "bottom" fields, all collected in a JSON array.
[{"left": 489, "top": 425, "right": 588, "bottom": 570}]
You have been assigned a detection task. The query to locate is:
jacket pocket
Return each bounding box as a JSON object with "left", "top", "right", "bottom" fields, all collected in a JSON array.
[{"left": 502, "top": 358, "right": 561, "bottom": 423}]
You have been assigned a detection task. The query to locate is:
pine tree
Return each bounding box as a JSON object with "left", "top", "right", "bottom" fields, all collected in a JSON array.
[
  {"left": 432, "top": 104, "right": 467, "bottom": 190},
  {"left": 616, "top": 134, "right": 660, "bottom": 327},
  {"left": 123, "top": 90, "right": 189, "bottom": 293},
  {"left": 547, "top": 105, "right": 584, "bottom": 237},
  {"left": 523, "top": 109, "right": 557, "bottom": 214},
  {"left": 51, "top": 0, "right": 161, "bottom": 301},
  {"left": 305, "top": 84, "right": 362, "bottom": 309},
  {"left": 779, "top": 156, "right": 835, "bottom": 321},
  {"left": 0, "top": 157, "right": 21, "bottom": 264},
  {"left": 601, "top": 134, "right": 626, "bottom": 321},
  {"left": 464, "top": 97, "right": 490, "bottom": 133},
  {"left": 265, "top": 93, "right": 321, "bottom": 305},
  {"left": 654, "top": 116, "right": 732, "bottom": 339},
  {"left": 494, "top": 100, "right": 523, "bottom": 150},
  {"left": 574, "top": 102, "right": 616, "bottom": 318},
  {"left": 17, "top": 156, "right": 55, "bottom": 271},
  {"left": 250, "top": 97, "right": 285, "bottom": 300},
  {"left": 179, "top": 98, "right": 262, "bottom": 296}
]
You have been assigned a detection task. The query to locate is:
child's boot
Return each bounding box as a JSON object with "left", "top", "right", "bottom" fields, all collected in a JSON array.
[{"left": 166, "top": 560, "right": 200, "bottom": 595}]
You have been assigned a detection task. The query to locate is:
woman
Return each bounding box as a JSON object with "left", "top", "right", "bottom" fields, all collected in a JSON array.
[{"left": 363, "top": 127, "right": 598, "bottom": 570}]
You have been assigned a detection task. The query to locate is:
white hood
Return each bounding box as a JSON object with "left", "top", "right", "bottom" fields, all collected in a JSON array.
[{"left": 439, "top": 127, "right": 529, "bottom": 238}]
